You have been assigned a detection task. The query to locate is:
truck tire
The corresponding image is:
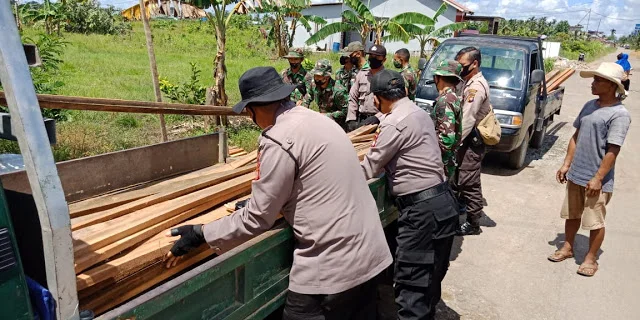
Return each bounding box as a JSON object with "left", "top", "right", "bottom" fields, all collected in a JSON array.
[
  {"left": 530, "top": 121, "right": 547, "bottom": 149},
  {"left": 508, "top": 131, "right": 530, "bottom": 169}
]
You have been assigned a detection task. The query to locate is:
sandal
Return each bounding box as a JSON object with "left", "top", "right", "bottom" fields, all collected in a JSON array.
[
  {"left": 548, "top": 250, "right": 574, "bottom": 262},
  {"left": 577, "top": 262, "right": 599, "bottom": 277}
]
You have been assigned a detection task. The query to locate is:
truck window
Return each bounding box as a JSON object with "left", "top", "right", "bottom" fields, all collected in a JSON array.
[{"left": 422, "top": 43, "right": 526, "bottom": 90}]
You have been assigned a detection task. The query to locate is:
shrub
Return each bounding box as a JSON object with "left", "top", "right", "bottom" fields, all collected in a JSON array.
[
  {"left": 64, "top": 0, "right": 131, "bottom": 35},
  {"left": 159, "top": 63, "right": 207, "bottom": 105},
  {"left": 544, "top": 58, "right": 554, "bottom": 73}
]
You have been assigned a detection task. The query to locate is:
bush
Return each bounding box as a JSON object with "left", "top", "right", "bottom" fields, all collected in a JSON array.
[
  {"left": 159, "top": 63, "right": 207, "bottom": 105},
  {"left": 544, "top": 58, "right": 554, "bottom": 73},
  {"left": 560, "top": 39, "right": 614, "bottom": 62},
  {"left": 64, "top": 0, "right": 131, "bottom": 35}
]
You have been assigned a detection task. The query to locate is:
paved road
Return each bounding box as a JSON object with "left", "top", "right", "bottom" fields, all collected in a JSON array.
[{"left": 437, "top": 50, "right": 640, "bottom": 319}]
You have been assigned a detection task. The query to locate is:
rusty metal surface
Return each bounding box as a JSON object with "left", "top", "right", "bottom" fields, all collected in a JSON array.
[{"left": 0, "top": 134, "right": 220, "bottom": 202}]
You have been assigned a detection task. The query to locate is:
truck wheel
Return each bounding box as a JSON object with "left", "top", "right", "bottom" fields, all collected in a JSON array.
[
  {"left": 508, "top": 132, "right": 530, "bottom": 169},
  {"left": 530, "top": 121, "right": 547, "bottom": 149}
]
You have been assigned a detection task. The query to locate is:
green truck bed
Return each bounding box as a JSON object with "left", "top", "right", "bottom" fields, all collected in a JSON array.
[{"left": 99, "top": 177, "right": 397, "bottom": 320}]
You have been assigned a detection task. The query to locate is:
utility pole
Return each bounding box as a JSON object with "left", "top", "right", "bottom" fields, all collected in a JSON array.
[
  {"left": 596, "top": 19, "right": 601, "bottom": 37},
  {"left": 139, "top": 0, "right": 168, "bottom": 142},
  {"left": 14, "top": 0, "right": 20, "bottom": 31}
]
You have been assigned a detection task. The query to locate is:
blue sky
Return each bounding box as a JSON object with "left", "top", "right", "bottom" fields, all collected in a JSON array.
[{"left": 100, "top": 0, "right": 640, "bottom": 35}]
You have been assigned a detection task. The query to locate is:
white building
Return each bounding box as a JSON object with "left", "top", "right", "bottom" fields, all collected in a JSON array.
[{"left": 290, "top": 0, "right": 472, "bottom": 56}]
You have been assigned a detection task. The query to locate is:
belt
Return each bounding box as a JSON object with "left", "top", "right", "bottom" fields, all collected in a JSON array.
[
  {"left": 395, "top": 181, "right": 450, "bottom": 210},
  {"left": 357, "top": 112, "right": 376, "bottom": 121}
]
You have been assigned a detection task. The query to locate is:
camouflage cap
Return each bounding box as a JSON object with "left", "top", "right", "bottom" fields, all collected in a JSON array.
[
  {"left": 312, "top": 59, "right": 332, "bottom": 76},
  {"left": 344, "top": 41, "right": 365, "bottom": 53},
  {"left": 433, "top": 60, "right": 463, "bottom": 80},
  {"left": 283, "top": 48, "right": 304, "bottom": 59}
]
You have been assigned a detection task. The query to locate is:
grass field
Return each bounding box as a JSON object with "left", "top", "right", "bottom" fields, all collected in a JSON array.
[{"left": 9, "top": 20, "right": 396, "bottom": 159}]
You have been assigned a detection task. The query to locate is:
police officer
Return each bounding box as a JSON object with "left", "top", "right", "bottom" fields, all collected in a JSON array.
[
  {"left": 431, "top": 60, "right": 463, "bottom": 182},
  {"left": 336, "top": 52, "right": 358, "bottom": 92},
  {"left": 302, "top": 59, "right": 349, "bottom": 129},
  {"left": 360, "top": 69, "right": 459, "bottom": 320},
  {"left": 455, "top": 47, "right": 491, "bottom": 236},
  {"left": 346, "top": 44, "right": 387, "bottom": 132},
  {"left": 165, "top": 67, "right": 392, "bottom": 319},
  {"left": 393, "top": 48, "right": 418, "bottom": 101},
  {"left": 281, "top": 48, "right": 310, "bottom": 103}
]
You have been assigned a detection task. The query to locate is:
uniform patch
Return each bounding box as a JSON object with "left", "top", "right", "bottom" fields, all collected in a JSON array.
[
  {"left": 371, "top": 128, "right": 381, "bottom": 147},
  {"left": 466, "top": 89, "right": 477, "bottom": 103},
  {"left": 255, "top": 150, "right": 261, "bottom": 180}
]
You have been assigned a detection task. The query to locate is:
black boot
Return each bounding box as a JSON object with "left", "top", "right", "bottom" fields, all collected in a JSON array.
[{"left": 456, "top": 221, "right": 481, "bottom": 236}]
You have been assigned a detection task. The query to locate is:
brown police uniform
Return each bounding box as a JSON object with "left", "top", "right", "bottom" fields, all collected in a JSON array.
[
  {"left": 203, "top": 101, "right": 392, "bottom": 317},
  {"left": 457, "top": 71, "right": 491, "bottom": 228},
  {"left": 360, "top": 70, "right": 458, "bottom": 320},
  {"left": 347, "top": 67, "right": 384, "bottom": 123}
]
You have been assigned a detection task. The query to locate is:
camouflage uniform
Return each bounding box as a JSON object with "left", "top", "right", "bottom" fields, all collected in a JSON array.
[
  {"left": 281, "top": 48, "right": 310, "bottom": 102},
  {"left": 303, "top": 59, "right": 349, "bottom": 128},
  {"left": 430, "top": 60, "right": 464, "bottom": 181},
  {"left": 335, "top": 66, "right": 358, "bottom": 93},
  {"left": 401, "top": 65, "right": 418, "bottom": 101}
]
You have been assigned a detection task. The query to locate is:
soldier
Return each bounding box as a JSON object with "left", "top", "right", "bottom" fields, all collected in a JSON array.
[
  {"left": 431, "top": 60, "right": 464, "bottom": 182},
  {"left": 344, "top": 41, "right": 367, "bottom": 70},
  {"left": 165, "top": 67, "right": 392, "bottom": 319},
  {"left": 336, "top": 52, "right": 358, "bottom": 92},
  {"left": 360, "top": 69, "right": 458, "bottom": 320},
  {"left": 302, "top": 59, "right": 349, "bottom": 129},
  {"left": 346, "top": 44, "right": 387, "bottom": 132},
  {"left": 393, "top": 48, "right": 418, "bottom": 101},
  {"left": 455, "top": 46, "right": 491, "bottom": 236},
  {"left": 281, "top": 48, "right": 310, "bottom": 103}
]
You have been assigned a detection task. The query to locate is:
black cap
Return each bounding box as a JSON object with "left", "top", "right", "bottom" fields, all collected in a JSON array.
[
  {"left": 366, "top": 44, "right": 387, "bottom": 57},
  {"left": 370, "top": 69, "right": 405, "bottom": 94},
  {"left": 232, "top": 67, "right": 297, "bottom": 113}
]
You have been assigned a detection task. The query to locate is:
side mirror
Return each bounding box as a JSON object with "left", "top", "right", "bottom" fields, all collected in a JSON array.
[
  {"left": 530, "top": 69, "right": 544, "bottom": 85},
  {"left": 418, "top": 58, "right": 427, "bottom": 70}
]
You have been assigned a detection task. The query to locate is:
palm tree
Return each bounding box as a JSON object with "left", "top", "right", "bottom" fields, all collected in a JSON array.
[
  {"left": 385, "top": 4, "right": 466, "bottom": 58},
  {"left": 305, "top": 0, "right": 425, "bottom": 46}
]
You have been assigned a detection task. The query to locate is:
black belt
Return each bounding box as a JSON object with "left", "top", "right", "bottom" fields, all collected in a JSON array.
[{"left": 395, "top": 181, "right": 450, "bottom": 209}]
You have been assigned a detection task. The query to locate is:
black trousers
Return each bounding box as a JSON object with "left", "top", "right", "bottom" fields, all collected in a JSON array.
[
  {"left": 454, "top": 141, "right": 485, "bottom": 225},
  {"left": 282, "top": 277, "right": 378, "bottom": 320},
  {"left": 394, "top": 190, "right": 458, "bottom": 320},
  {"left": 622, "top": 79, "right": 630, "bottom": 91}
]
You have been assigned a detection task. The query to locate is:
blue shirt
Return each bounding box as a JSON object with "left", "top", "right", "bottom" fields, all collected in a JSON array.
[{"left": 567, "top": 100, "right": 631, "bottom": 193}]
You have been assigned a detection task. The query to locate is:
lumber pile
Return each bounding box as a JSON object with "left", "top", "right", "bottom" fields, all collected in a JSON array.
[
  {"left": 545, "top": 68, "right": 576, "bottom": 92},
  {"left": 74, "top": 126, "right": 378, "bottom": 315}
]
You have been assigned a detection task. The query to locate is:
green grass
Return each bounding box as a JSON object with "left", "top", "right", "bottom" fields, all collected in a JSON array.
[{"left": 12, "top": 21, "right": 424, "bottom": 159}]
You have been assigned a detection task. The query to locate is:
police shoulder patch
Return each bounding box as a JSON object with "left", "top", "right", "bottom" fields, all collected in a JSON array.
[{"left": 466, "top": 89, "right": 477, "bottom": 103}]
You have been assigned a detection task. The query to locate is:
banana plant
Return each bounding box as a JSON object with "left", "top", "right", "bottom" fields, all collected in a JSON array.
[{"left": 257, "top": 1, "right": 325, "bottom": 56}]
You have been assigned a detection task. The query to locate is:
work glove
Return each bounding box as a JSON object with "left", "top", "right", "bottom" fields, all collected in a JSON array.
[
  {"left": 235, "top": 198, "right": 250, "bottom": 210},
  {"left": 169, "top": 224, "right": 205, "bottom": 257},
  {"left": 361, "top": 115, "right": 380, "bottom": 126},
  {"left": 346, "top": 120, "right": 359, "bottom": 132}
]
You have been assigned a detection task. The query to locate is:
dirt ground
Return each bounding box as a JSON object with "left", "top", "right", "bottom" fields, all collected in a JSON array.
[{"left": 428, "top": 50, "right": 640, "bottom": 320}]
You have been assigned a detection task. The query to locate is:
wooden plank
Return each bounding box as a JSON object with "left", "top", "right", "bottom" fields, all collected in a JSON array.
[
  {"left": 229, "top": 150, "right": 258, "bottom": 169},
  {"left": 80, "top": 249, "right": 214, "bottom": 315},
  {"left": 72, "top": 173, "right": 255, "bottom": 260},
  {"left": 75, "top": 196, "right": 254, "bottom": 291},
  {"left": 0, "top": 92, "right": 247, "bottom": 116},
  {"left": 545, "top": 69, "right": 560, "bottom": 82},
  {"left": 350, "top": 133, "right": 376, "bottom": 144},
  {"left": 547, "top": 69, "right": 575, "bottom": 92},
  {"left": 347, "top": 124, "right": 378, "bottom": 139},
  {"left": 546, "top": 68, "right": 572, "bottom": 92},
  {"left": 70, "top": 166, "right": 254, "bottom": 230},
  {"left": 229, "top": 151, "right": 248, "bottom": 157}
]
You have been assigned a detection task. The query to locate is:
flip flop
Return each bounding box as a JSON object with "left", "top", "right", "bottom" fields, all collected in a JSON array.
[
  {"left": 577, "top": 262, "right": 599, "bottom": 277},
  {"left": 547, "top": 250, "right": 574, "bottom": 262}
]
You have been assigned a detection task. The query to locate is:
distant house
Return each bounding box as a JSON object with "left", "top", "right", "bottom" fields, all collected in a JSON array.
[
  {"left": 121, "top": 0, "right": 206, "bottom": 21},
  {"left": 291, "top": 0, "right": 473, "bottom": 55}
]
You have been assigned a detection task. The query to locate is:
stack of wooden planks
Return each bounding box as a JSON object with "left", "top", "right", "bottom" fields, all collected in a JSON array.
[
  {"left": 546, "top": 68, "right": 576, "bottom": 92},
  {"left": 228, "top": 146, "right": 248, "bottom": 158},
  {"left": 74, "top": 126, "right": 378, "bottom": 314}
]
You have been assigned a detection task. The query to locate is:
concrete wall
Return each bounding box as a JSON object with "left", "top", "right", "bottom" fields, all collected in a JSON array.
[
  {"left": 290, "top": 0, "right": 458, "bottom": 57},
  {"left": 542, "top": 41, "right": 561, "bottom": 59}
]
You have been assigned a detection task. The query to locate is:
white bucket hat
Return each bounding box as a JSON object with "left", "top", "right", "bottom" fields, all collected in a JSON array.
[{"left": 580, "top": 62, "right": 626, "bottom": 94}]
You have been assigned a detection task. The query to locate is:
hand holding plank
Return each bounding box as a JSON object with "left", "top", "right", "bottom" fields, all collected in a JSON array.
[{"left": 164, "top": 224, "right": 205, "bottom": 268}]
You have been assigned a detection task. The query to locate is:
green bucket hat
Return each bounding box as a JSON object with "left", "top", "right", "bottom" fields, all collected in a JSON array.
[
  {"left": 283, "top": 48, "right": 305, "bottom": 59},
  {"left": 312, "top": 59, "right": 332, "bottom": 76},
  {"left": 433, "top": 60, "right": 463, "bottom": 80}
]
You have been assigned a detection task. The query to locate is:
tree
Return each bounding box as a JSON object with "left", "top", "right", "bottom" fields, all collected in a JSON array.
[
  {"left": 385, "top": 3, "right": 466, "bottom": 58},
  {"left": 258, "top": 2, "right": 325, "bottom": 56},
  {"left": 24, "top": 0, "right": 66, "bottom": 35},
  {"left": 305, "top": 0, "right": 428, "bottom": 46}
]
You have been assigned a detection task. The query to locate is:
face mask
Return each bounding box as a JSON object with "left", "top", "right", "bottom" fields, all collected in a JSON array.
[
  {"left": 314, "top": 80, "right": 326, "bottom": 87},
  {"left": 369, "top": 57, "right": 383, "bottom": 69},
  {"left": 393, "top": 60, "right": 403, "bottom": 69},
  {"left": 290, "top": 62, "right": 301, "bottom": 69},
  {"left": 460, "top": 63, "right": 474, "bottom": 78},
  {"left": 247, "top": 106, "right": 258, "bottom": 126}
]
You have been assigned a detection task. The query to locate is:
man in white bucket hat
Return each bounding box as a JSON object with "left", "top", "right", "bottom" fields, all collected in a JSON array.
[{"left": 548, "top": 62, "right": 631, "bottom": 277}]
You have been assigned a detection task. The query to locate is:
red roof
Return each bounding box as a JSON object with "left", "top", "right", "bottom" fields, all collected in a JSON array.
[{"left": 443, "top": 0, "right": 473, "bottom": 13}]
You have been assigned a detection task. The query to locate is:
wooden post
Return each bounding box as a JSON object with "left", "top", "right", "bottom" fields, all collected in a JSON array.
[{"left": 139, "top": 0, "right": 168, "bottom": 142}]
